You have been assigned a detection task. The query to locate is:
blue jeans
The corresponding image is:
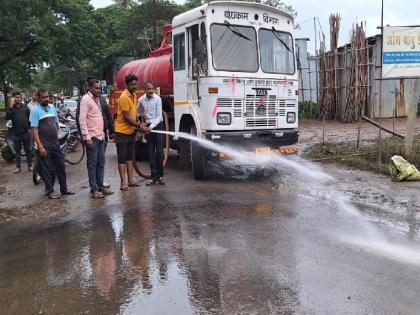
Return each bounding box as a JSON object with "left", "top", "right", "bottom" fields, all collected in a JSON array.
[{"left": 86, "top": 137, "right": 105, "bottom": 193}]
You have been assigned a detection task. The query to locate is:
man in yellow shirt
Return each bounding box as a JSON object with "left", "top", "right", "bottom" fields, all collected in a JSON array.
[{"left": 115, "top": 74, "right": 142, "bottom": 190}]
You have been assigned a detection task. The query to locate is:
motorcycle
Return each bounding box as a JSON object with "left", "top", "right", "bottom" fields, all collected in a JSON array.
[{"left": 1, "top": 120, "right": 28, "bottom": 162}]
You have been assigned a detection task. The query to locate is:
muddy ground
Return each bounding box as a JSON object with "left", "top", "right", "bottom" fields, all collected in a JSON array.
[{"left": 1, "top": 117, "right": 419, "bottom": 228}]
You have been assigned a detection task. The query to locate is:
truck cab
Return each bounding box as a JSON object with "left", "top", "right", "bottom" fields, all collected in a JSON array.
[{"left": 172, "top": 1, "right": 299, "bottom": 178}]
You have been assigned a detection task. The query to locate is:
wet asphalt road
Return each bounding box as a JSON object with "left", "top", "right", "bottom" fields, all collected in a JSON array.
[{"left": 1, "top": 147, "right": 420, "bottom": 314}]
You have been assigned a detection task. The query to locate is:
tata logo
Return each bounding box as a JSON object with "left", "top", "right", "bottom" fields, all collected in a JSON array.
[{"left": 256, "top": 104, "right": 267, "bottom": 115}]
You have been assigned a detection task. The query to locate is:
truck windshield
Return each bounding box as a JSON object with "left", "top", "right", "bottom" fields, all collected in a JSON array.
[
  {"left": 259, "top": 28, "right": 295, "bottom": 74},
  {"left": 210, "top": 23, "right": 258, "bottom": 72}
]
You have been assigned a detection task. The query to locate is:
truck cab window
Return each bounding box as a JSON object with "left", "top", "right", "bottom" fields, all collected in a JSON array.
[
  {"left": 187, "top": 24, "right": 199, "bottom": 78},
  {"left": 210, "top": 23, "right": 258, "bottom": 72},
  {"left": 174, "top": 33, "right": 185, "bottom": 71}
]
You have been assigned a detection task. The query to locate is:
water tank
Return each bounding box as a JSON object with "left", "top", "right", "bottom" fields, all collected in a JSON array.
[{"left": 116, "top": 53, "right": 173, "bottom": 96}]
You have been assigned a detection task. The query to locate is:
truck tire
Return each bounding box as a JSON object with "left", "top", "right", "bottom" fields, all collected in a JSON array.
[
  {"left": 190, "top": 124, "right": 208, "bottom": 180},
  {"left": 1, "top": 144, "right": 14, "bottom": 162},
  {"left": 179, "top": 136, "right": 191, "bottom": 168}
]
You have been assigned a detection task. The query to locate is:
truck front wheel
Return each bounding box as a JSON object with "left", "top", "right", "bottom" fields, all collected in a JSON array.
[{"left": 190, "top": 124, "right": 208, "bottom": 180}]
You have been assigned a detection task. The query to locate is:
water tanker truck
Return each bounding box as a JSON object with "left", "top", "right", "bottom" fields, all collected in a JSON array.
[{"left": 111, "top": 1, "right": 299, "bottom": 179}]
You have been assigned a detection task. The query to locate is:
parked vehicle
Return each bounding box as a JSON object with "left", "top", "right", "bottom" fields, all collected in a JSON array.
[
  {"left": 63, "top": 99, "right": 78, "bottom": 119},
  {"left": 1, "top": 120, "right": 30, "bottom": 163},
  {"left": 111, "top": 1, "right": 299, "bottom": 179}
]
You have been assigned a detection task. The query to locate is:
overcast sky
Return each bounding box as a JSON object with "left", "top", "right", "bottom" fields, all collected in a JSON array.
[{"left": 91, "top": 0, "right": 419, "bottom": 52}]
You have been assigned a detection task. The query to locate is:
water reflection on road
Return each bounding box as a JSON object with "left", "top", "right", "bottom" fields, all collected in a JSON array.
[{"left": 0, "top": 186, "right": 300, "bottom": 315}]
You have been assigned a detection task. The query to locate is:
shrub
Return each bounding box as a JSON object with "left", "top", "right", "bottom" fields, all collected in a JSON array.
[{"left": 298, "top": 101, "right": 317, "bottom": 119}]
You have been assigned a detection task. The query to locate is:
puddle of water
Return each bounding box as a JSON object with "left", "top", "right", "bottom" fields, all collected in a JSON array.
[
  {"left": 153, "top": 130, "right": 420, "bottom": 267},
  {"left": 152, "top": 130, "right": 332, "bottom": 183}
]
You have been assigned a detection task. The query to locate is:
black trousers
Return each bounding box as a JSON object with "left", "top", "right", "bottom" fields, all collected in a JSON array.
[
  {"left": 146, "top": 122, "right": 165, "bottom": 180},
  {"left": 36, "top": 144, "right": 68, "bottom": 195},
  {"left": 13, "top": 132, "right": 32, "bottom": 169}
]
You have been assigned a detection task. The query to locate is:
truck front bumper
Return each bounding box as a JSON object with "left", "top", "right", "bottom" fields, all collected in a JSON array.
[{"left": 204, "top": 128, "right": 299, "bottom": 149}]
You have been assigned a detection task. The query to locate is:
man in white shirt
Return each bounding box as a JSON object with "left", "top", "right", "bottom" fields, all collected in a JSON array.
[
  {"left": 27, "top": 92, "right": 38, "bottom": 122},
  {"left": 138, "top": 81, "right": 165, "bottom": 186},
  {"left": 27, "top": 92, "right": 38, "bottom": 111}
]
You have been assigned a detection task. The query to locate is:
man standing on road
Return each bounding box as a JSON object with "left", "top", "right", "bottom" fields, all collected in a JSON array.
[
  {"left": 100, "top": 95, "right": 115, "bottom": 150},
  {"left": 114, "top": 74, "right": 141, "bottom": 191},
  {"left": 76, "top": 77, "right": 115, "bottom": 190},
  {"left": 138, "top": 81, "right": 165, "bottom": 186},
  {"left": 79, "top": 79, "right": 108, "bottom": 199},
  {"left": 27, "top": 92, "right": 38, "bottom": 114},
  {"left": 31, "top": 88, "right": 75, "bottom": 199},
  {"left": 5, "top": 91, "right": 33, "bottom": 173}
]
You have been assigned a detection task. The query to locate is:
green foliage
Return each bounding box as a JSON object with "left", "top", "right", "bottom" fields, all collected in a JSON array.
[
  {"left": 261, "top": 0, "right": 297, "bottom": 17},
  {"left": 298, "top": 101, "right": 317, "bottom": 119},
  {"left": 184, "top": 0, "right": 207, "bottom": 10},
  {"left": 0, "top": 0, "right": 297, "bottom": 97},
  {"left": 0, "top": 0, "right": 59, "bottom": 102}
]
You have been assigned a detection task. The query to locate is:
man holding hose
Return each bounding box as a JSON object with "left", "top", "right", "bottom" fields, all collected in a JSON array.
[{"left": 138, "top": 81, "right": 165, "bottom": 186}]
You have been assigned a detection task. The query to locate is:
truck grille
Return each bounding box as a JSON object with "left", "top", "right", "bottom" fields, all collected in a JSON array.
[
  {"left": 215, "top": 97, "right": 296, "bottom": 128},
  {"left": 217, "top": 98, "right": 242, "bottom": 118},
  {"left": 244, "top": 95, "right": 276, "bottom": 128},
  {"left": 246, "top": 118, "right": 276, "bottom": 127},
  {"left": 278, "top": 100, "right": 286, "bottom": 117}
]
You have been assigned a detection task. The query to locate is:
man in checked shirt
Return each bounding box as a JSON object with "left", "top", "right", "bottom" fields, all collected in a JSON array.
[{"left": 138, "top": 81, "right": 166, "bottom": 186}]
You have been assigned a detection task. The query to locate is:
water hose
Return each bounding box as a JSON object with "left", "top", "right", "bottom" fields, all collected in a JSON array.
[{"left": 133, "top": 111, "right": 170, "bottom": 178}]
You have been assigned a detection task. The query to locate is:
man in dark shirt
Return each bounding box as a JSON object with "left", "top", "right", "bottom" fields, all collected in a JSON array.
[
  {"left": 5, "top": 91, "right": 33, "bottom": 173},
  {"left": 31, "top": 88, "right": 75, "bottom": 199}
]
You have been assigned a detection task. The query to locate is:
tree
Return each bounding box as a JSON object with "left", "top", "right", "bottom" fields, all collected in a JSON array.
[
  {"left": 184, "top": 0, "right": 206, "bottom": 10},
  {"left": 47, "top": 0, "right": 108, "bottom": 95},
  {"left": 113, "top": 0, "right": 138, "bottom": 9},
  {"left": 0, "top": 0, "right": 59, "bottom": 104},
  {"left": 262, "top": 0, "right": 297, "bottom": 17}
]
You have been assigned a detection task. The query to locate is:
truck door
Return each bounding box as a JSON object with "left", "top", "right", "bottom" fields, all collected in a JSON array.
[
  {"left": 173, "top": 32, "right": 187, "bottom": 104},
  {"left": 187, "top": 24, "right": 200, "bottom": 103}
]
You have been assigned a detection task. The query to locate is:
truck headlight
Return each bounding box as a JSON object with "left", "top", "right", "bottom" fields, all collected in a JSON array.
[
  {"left": 286, "top": 112, "right": 296, "bottom": 123},
  {"left": 217, "top": 112, "right": 231, "bottom": 125}
]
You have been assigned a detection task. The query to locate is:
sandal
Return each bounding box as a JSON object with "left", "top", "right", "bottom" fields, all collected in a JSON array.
[
  {"left": 128, "top": 182, "right": 141, "bottom": 187},
  {"left": 91, "top": 191, "right": 105, "bottom": 199},
  {"left": 102, "top": 188, "right": 114, "bottom": 195},
  {"left": 48, "top": 192, "right": 60, "bottom": 199},
  {"left": 120, "top": 186, "right": 129, "bottom": 191},
  {"left": 146, "top": 179, "right": 157, "bottom": 186}
]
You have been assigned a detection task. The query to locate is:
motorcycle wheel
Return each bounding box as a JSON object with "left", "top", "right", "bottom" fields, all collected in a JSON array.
[{"left": 1, "top": 144, "right": 15, "bottom": 162}]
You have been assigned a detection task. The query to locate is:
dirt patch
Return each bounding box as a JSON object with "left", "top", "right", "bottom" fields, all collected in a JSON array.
[{"left": 304, "top": 136, "right": 420, "bottom": 176}]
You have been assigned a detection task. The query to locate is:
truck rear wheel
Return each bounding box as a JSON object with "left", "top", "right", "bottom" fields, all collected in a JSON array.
[{"left": 190, "top": 124, "right": 208, "bottom": 180}]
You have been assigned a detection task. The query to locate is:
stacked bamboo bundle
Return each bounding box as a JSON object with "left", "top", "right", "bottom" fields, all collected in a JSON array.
[
  {"left": 317, "top": 14, "right": 340, "bottom": 119},
  {"left": 343, "top": 23, "right": 368, "bottom": 122}
]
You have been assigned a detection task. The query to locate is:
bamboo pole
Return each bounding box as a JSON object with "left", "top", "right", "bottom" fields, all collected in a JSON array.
[
  {"left": 362, "top": 115, "right": 404, "bottom": 138},
  {"left": 405, "top": 78, "right": 419, "bottom": 157}
]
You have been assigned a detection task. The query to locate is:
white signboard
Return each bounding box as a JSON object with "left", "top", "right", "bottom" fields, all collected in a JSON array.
[{"left": 382, "top": 26, "right": 420, "bottom": 78}]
